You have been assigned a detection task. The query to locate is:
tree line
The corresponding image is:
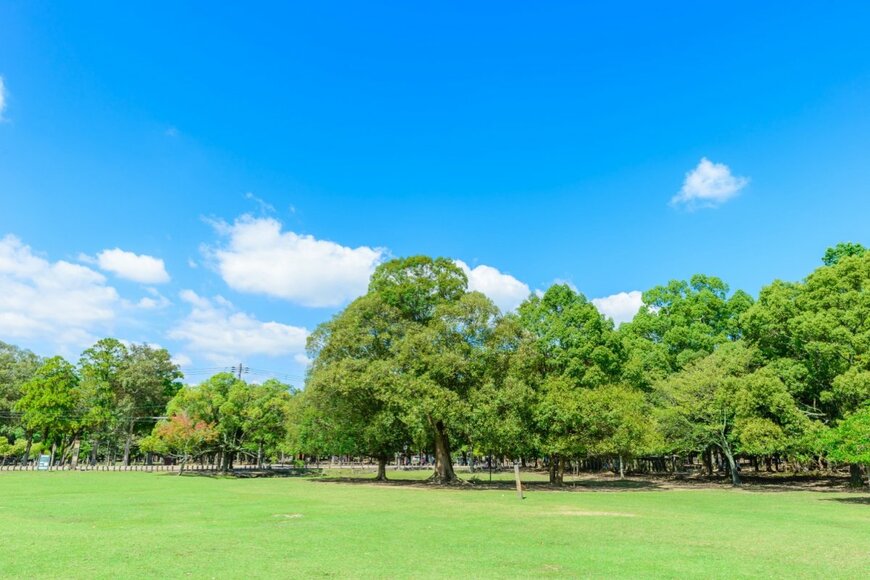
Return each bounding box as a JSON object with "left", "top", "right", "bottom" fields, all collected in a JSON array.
[
  {"left": 0, "top": 339, "right": 300, "bottom": 472},
  {"left": 297, "top": 243, "right": 869, "bottom": 485},
  {"left": 1, "top": 242, "right": 868, "bottom": 485}
]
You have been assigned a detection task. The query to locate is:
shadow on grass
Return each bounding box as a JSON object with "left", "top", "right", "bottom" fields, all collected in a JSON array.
[
  {"left": 310, "top": 471, "right": 865, "bottom": 493},
  {"left": 163, "top": 468, "right": 323, "bottom": 479},
  {"left": 311, "top": 475, "right": 665, "bottom": 492},
  {"left": 822, "top": 496, "right": 870, "bottom": 505},
  {"left": 157, "top": 468, "right": 865, "bottom": 494}
]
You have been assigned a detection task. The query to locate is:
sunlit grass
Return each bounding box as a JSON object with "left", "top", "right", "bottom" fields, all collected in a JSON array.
[{"left": 0, "top": 471, "right": 867, "bottom": 578}]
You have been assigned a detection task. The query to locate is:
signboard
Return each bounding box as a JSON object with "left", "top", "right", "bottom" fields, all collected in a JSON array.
[{"left": 37, "top": 454, "right": 51, "bottom": 471}]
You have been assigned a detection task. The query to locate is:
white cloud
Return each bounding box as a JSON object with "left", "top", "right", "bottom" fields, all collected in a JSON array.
[
  {"left": 671, "top": 157, "right": 748, "bottom": 209},
  {"left": 455, "top": 260, "right": 531, "bottom": 312},
  {"left": 592, "top": 290, "right": 643, "bottom": 326},
  {"left": 93, "top": 248, "right": 170, "bottom": 284},
  {"left": 0, "top": 235, "right": 120, "bottom": 347},
  {"left": 171, "top": 353, "right": 193, "bottom": 367},
  {"left": 207, "top": 215, "right": 384, "bottom": 307},
  {"left": 136, "top": 288, "right": 170, "bottom": 310},
  {"left": 168, "top": 290, "right": 309, "bottom": 364},
  {"left": 0, "top": 76, "right": 6, "bottom": 120}
]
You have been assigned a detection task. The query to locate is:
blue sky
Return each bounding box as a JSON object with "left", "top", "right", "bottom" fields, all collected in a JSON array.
[{"left": 1, "top": 2, "right": 868, "bottom": 384}]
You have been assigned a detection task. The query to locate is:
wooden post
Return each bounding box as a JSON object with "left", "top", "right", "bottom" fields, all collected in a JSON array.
[{"left": 514, "top": 464, "right": 524, "bottom": 500}]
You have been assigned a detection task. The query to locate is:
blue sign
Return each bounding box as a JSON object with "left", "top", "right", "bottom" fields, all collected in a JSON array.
[{"left": 37, "top": 454, "right": 50, "bottom": 471}]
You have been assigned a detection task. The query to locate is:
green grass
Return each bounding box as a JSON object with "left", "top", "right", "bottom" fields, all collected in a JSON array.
[{"left": 0, "top": 471, "right": 867, "bottom": 578}]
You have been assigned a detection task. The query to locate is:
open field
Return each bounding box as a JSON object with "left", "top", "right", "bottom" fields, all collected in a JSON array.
[{"left": 0, "top": 471, "right": 868, "bottom": 578}]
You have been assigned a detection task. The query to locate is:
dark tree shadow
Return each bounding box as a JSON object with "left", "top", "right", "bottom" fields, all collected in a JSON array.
[
  {"left": 310, "top": 475, "right": 664, "bottom": 492},
  {"left": 823, "top": 496, "right": 870, "bottom": 505},
  {"left": 160, "top": 467, "right": 323, "bottom": 479}
]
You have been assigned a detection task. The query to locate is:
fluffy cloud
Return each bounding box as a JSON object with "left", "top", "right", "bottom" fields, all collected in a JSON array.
[
  {"left": 207, "top": 215, "right": 384, "bottom": 307},
  {"left": 93, "top": 248, "right": 170, "bottom": 284},
  {"left": 671, "top": 158, "right": 749, "bottom": 209},
  {"left": 592, "top": 290, "right": 643, "bottom": 326},
  {"left": 168, "top": 290, "right": 309, "bottom": 364},
  {"left": 455, "top": 260, "right": 531, "bottom": 312},
  {"left": 0, "top": 77, "right": 6, "bottom": 121},
  {"left": 171, "top": 353, "right": 193, "bottom": 367},
  {"left": 0, "top": 235, "right": 120, "bottom": 347},
  {"left": 135, "top": 287, "right": 171, "bottom": 310}
]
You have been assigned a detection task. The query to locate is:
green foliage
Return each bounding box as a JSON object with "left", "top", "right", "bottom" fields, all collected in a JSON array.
[
  {"left": 743, "top": 250, "right": 869, "bottom": 420},
  {"left": 518, "top": 284, "right": 622, "bottom": 387},
  {"left": 580, "top": 384, "right": 661, "bottom": 463},
  {"left": 824, "top": 406, "right": 870, "bottom": 466},
  {"left": 2, "top": 245, "right": 867, "bottom": 481},
  {"left": 822, "top": 242, "right": 867, "bottom": 266},
  {"left": 620, "top": 274, "right": 753, "bottom": 389},
  {"left": 15, "top": 356, "right": 82, "bottom": 444}
]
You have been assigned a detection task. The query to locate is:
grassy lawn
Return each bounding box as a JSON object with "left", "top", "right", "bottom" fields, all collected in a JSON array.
[{"left": 0, "top": 471, "right": 867, "bottom": 578}]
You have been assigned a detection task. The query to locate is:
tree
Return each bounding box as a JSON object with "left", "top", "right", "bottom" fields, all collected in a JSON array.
[
  {"left": 117, "top": 344, "right": 183, "bottom": 465},
  {"left": 149, "top": 412, "right": 218, "bottom": 474},
  {"left": 0, "top": 341, "right": 41, "bottom": 439},
  {"left": 824, "top": 406, "right": 870, "bottom": 487},
  {"left": 167, "top": 373, "right": 248, "bottom": 472},
  {"left": 14, "top": 357, "right": 82, "bottom": 465},
  {"left": 580, "top": 384, "right": 660, "bottom": 478},
  {"left": 822, "top": 242, "right": 867, "bottom": 266},
  {"left": 743, "top": 250, "right": 869, "bottom": 480},
  {"left": 305, "top": 294, "right": 412, "bottom": 480},
  {"left": 394, "top": 290, "right": 499, "bottom": 482},
  {"left": 621, "top": 275, "right": 753, "bottom": 389},
  {"left": 78, "top": 338, "right": 129, "bottom": 464},
  {"left": 306, "top": 256, "right": 495, "bottom": 483},
  {"left": 655, "top": 342, "right": 810, "bottom": 485},
  {"left": 241, "top": 379, "right": 294, "bottom": 467},
  {"left": 516, "top": 284, "right": 623, "bottom": 484},
  {"left": 467, "top": 316, "right": 539, "bottom": 467}
]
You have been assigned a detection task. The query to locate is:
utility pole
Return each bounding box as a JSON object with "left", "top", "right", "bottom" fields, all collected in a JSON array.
[{"left": 231, "top": 363, "right": 249, "bottom": 380}]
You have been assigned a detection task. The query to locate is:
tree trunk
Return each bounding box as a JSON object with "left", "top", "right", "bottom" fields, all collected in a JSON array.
[
  {"left": 221, "top": 449, "right": 233, "bottom": 472},
  {"left": 703, "top": 447, "right": 713, "bottom": 476},
  {"left": 849, "top": 463, "right": 864, "bottom": 487},
  {"left": 619, "top": 455, "right": 625, "bottom": 479},
  {"left": 375, "top": 456, "right": 388, "bottom": 481},
  {"left": 549, "top": 454, "right": 564, "bottom": 486},
  {"left": 69, "top": 438, "right": 81, "bottom": 469},
  {"left": 90, "top": 440, "right": 98, "bottom": 465},
  {"left": 49, "top": 441, "right": 57, "bottom": 468},
  {"left": 123, "top": 425, "right": 133, "bottom": 467},
  {"left": 257, "top": 442, "right": 263, "bottom": 468},
  {"left": 21, "top": 434, "right": 32, "bottom": 466},
  {"left": 178, "top": 454, "right": 187, "bottom": 476},
  {"left": 721, "top": 444, "right": 741, "bottom": 486},
  {"left": 431, "top": 420, "right": 457, "bottom": 483}
]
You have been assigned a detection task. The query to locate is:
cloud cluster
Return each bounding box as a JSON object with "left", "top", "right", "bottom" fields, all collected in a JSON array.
[
  {"left": 168, "top": 290, "right": 309, "bottom": 364},
  {"left": 672, "top": 158, "right": 748, "bottom": 209},
  {"left": 207, "top": 215, "right": 384, "bottom": 307},
  {"left": 93, "top": 248, "right": 170, "bottom": 284},
  {"left": 455, "top": 260, "right": 531, "bottom": 312},
  {"left": 591, "top": 290, "right": 643, "bottom": 326},
  {"left": 0, "top": 235, "right": 120, "bottom": 347}
]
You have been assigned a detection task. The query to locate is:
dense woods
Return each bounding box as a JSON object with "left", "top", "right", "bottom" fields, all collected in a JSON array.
[{"left": 1, "top": 243, "right": 868, "bottom": 486}]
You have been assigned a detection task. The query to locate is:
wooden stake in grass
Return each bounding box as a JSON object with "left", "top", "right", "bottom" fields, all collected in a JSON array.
[{"left": 514, "top": 464, "right": 524, "bottom": 500}]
